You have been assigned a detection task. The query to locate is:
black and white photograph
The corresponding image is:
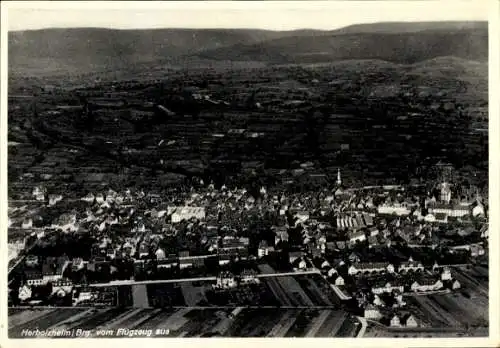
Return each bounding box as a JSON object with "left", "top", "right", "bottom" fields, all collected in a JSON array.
[{"left": 2, "top": 0, "right": 498, "bottom": 343}]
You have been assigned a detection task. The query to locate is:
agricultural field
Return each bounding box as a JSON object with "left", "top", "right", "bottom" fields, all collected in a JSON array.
[
  {"left": 9, "top": 308, "right": 88, "bottom": 337},
  {"left": 259, "top": 276, "right": 314, "bottom": 307},
  {"left": 406, "top": 291, "right": 488, "bottom": 329},
  {"left": 363, "top": 322, "right": 476, "bottom": 338},
  {"left": 8, "top": 307, "right": 360, "bottom": 338},
  {"left": 146, "top": 283, "right": 187, "bottom": 307},
  {"left": 452, "top": 266, "right": 489, "bottom": 298},
  {"left": 205, "top": 283, "right": 280, "bottom": 307},
  {"left": 295, "top": 274, "right": 342, "bottom": 306}
]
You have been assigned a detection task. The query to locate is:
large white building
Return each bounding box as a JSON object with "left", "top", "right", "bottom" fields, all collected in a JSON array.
[
  {"left": 168, "top": 206, "right": 206, "bottom": 223},
  {"left": 427, "top": 203, "right": 470, "bottom": 218},
  {"left": 377, "top": 203, "right": 411, "bottom": 216},
  {"left": 348, "top": 230, "right": 366, "bottom": 244}
]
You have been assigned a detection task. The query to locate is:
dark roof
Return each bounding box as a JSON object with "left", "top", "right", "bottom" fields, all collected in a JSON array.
[
  {"left": 292, "top": 257, "right": 306, "bottom": 267},
  {"left": 400, "top": 261, "right": 423, "bottom": 268},
  {"left": 434, "top": 213, "right": 448, "bottom": 220},
  {"left": 413, "top": 277, "right": 440, "bottom": 286},
  {"left": 158, "top": 258, "right": 177, "bottom": 265},
  {"left": 352, "top": 262, "right": 391, "bottom": 270},
  {"left": 24, "top": 268, "right": 42, "bottom": 279},
  {"left": 336, "top": 241, "right": 347, "bottom": 249},
  {"left": 326, "top": 242, "right": 336, "bottom": 250}
]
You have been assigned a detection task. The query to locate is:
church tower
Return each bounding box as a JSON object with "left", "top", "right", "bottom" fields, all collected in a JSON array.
[
  {"left": 440, "top": 181, "right": 452, "bottom": 204},
  {"left": 336, "top": 168, "right": 342, "bottom": 186}
]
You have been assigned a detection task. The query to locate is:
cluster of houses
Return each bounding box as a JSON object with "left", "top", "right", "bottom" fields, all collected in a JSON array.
[
  {"left": 359, "top": 266, "right": 463, "bottom": 328},
  {"left": 366, "top": 307, "right": 420, "bottom": 328},
  {"left": 9, "top": 170, "right": 487, "bottom": 310},
  {"left": 213, "top": 270, "right": 260, "bottom": 290},
  {"left": 23, "top": 255, "right": 70, "bottom": 286}
]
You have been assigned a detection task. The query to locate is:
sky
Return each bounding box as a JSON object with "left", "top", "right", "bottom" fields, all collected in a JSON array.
[{"left": 6, "top": 1, "right": 489, "bottom": 32}]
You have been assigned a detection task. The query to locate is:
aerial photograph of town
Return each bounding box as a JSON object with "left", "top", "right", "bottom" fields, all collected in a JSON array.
[{"left": 4, "top": 1, "right": 492, "bottom": 341}]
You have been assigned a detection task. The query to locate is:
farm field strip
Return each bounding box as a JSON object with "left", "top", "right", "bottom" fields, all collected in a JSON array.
[
  {"left": 9, "top": 309, "right": 56, "bottom": 329},
  {"left": 62, "top": 309, "right": 109, "bottom": 330},
  {"left": 107, "top": 308, "right": 155, "bottom": 328},
  {"left": 210, "top": 308, "right": 241, "bottom": 335},
  {"left": 98, "top": 308, "right": 145, "bottom": 330},
  {"left": 48, "top": 308, "right": 96, "bottom": 330},
  {"left": 224, "top": 309, "right": 281, "bottom": 337},
  {"left": 152, "top": 308, "right": 191, "bottom": 331},
  {"left": 180, "top": 283, "right": 208, "bottom": 307},
  {"left": 267, "top": 310, "right": 299, "bottom": 337},
  {"left": 431, "top": 295, "right": 470, "bottom": 320},
  {"left": 261, "top": 278, "right": 292, "bottom": 307},
  {"left": 306, "top": 278, "right": 334, "bottom": 306},
  {"left": 454, "top": 269, "right": 488, "bottom": 297},
  {"left": 276, "top": 276, "right": 314, "bottom": 306},
  {"left": 9, "top": 309, "right": 78, "bottom": 335},
  {"left": 413, "top": 296, "right": 462, "bottom": 328},
  {"left": 244, "top": 310, "right": 284, "bottom": 337},
  {"left": 335, "top": 315, "right": 359, "bottom": 337},
  {"left": 76, "top": 308, "right": 129, "bottom": 331},
  {"left": 128, "top": 309, "right": 163, "bottom": 329},
  {"left": 410, "top": 297, "right": 450, "bottom": 327},
  {"left": 430, "top": 294, "right": 487, "bottom": 325},
  {"left": 131, "top": 285, "right": 150, "bottom": 308},
  {"left": 319, "top": 311, "right": 349, "bottom": 337},
  {"left": 223, "top": 309, "right": 262, "bottom": 337},
  {"left": 171, "top": 309, "right": 222, "bottom": 337},
  {"left": 305, "top": 310, "right": 331, "bottom": 337},
  {"left": 285, "top": 310, "right": 321, "bottom": 337},
  {"left": 134, "top": 308, "right": 179, "bottom": 330}
]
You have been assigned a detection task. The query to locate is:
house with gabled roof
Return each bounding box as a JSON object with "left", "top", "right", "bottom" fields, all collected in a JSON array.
[
  {"left": 292, "top": 257, "right": 307, "bottom": 270},
  {"left": 398, "top": 257, "right": 424, "bottom": 273},
  {"left": 372, "top": 279, "right": 405, "bottom": 294},
  {"left": 368, "top": 226, "right": 379, "bottom": 236},
  {"left": 348, "top": 252, "right": 362, "bottom": 263},
  {"left": 410, "top": 277, "right": 443, "bottom": 292},
  {"left": 390, "top": 314, "right": 402, "bottom": 327},
  {"left": 348, "top": 262, "right": 395, "bottom": 276},
  {"left": 289, "top": 250, "right": 304, "bottom": 263},
  {"left": 327, "top": 267, "right": 338, "bottom": 278},
  {"left": 25, "top": 255, "right": 39, "bottom": 267},
  {"left": 367, "top": 235, "right": 380, "bottom": 248},
  {"left": 333, "top": 275, "right": 345, "bottom": 286},
  {"left": 480, "top": 224, "right": 489, "bottom": 238},
  {"left": 400, "top": 313, "right": 419, "bottom": 328},
  {"left": 364, "top": 304, "right": 383, "bottom": 320}
]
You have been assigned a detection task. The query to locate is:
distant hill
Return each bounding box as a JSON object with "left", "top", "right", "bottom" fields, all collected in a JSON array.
[
  {"left": 8, "top": 21, "right": 488, "bottom": 76},
  {"left": 9, "top": 27, "right": 320, "bottom": 75},
  {"left": 332, "top": 21, "right": 486, "bottom": 34},
  {"left": 197, "top": 27, "right": 488, "bottom": 65}
]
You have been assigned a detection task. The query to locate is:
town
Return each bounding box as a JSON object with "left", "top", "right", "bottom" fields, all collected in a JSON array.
[
  {"left": 7, "top": 19, "right": 489, "bottom": 338},
  {"left": 8, "top": 154, "right": 488, "bottom": 336}
]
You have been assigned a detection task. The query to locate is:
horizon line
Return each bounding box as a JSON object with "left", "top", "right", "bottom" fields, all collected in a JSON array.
[{"left": 8, "top": 19, "right": 488, "bottom": 33}]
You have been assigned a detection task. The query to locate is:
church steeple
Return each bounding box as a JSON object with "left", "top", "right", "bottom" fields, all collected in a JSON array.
[
  {"left": 475, "top": 188, "right": 483, "bottom": 205},
  {"left": 440, "top": 181, "right": 452, "bottom": 204}
]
